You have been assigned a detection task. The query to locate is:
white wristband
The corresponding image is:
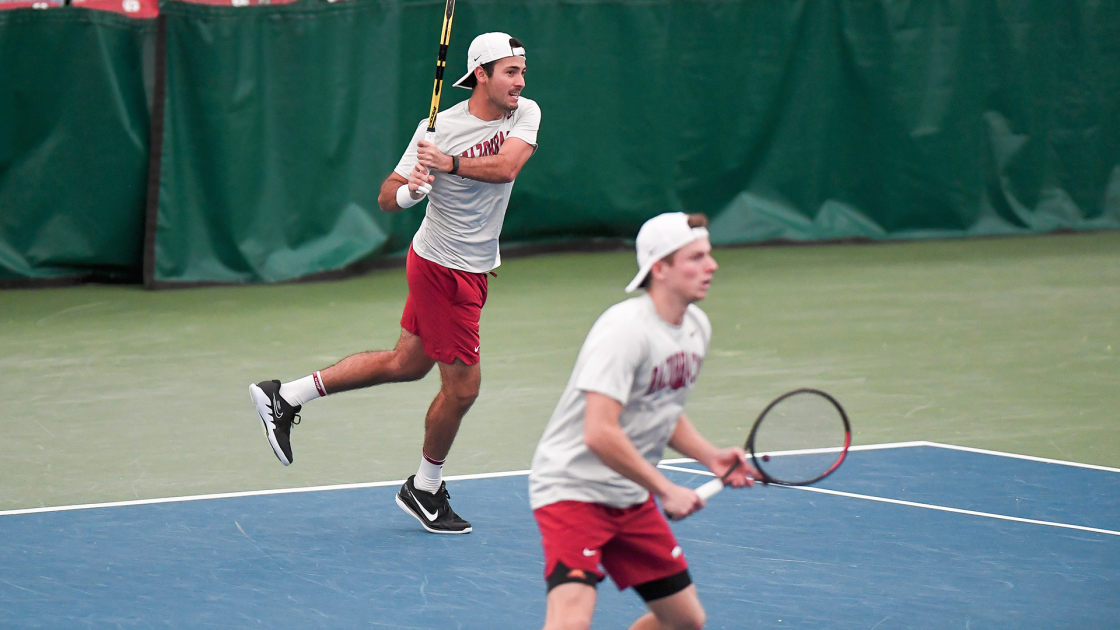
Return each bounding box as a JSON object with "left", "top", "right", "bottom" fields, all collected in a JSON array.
[{"left": 396, "top": 184, "right": 423, "bottom": 209}]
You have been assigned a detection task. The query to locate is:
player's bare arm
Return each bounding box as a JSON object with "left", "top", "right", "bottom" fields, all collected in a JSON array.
[
  {"left": 583, "top": 392, "right": 703, "bottom": 519},
  {"left": 416, "top": 136, "right": 535, "bottom": 184},
  {"left": 377, "top": 165, "right": 434, "bottom": 212},
  {"left": 667, "top": 414, "right": 756, "bottom": 488}
]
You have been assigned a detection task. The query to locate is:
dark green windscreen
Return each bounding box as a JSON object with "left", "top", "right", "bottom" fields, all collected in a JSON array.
[
  {"left": 0, "top": 10, "right": 154, "bottom": 283},
  {"left": 148, "top": 0, "right": 1120, "bottom": 283},
  {"left": 3, "top": 1, "right": 1118, "bottom": 285}
]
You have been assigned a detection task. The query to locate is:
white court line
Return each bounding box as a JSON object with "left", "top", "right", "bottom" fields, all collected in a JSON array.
[
  {"left": 3, "top": 441, "right": 1117, "bottom": 518},
  {"left": 659, "top": 441, "right": 933, "bottom": 465},
  {"left": 655, "top": 464, "right": 1120, "bottom": 538},
  {"left": 793, "top": 485, "right": 1120, "bottom": 537},
  {"left": 0, "top": 469, "right": 530, "bottom": 518},
  {"left": 665, "top": 440, "right": 1120, "bottom": 473},
  {"left": 917, "top": 441, "right": 1120, "bottom": 473}
]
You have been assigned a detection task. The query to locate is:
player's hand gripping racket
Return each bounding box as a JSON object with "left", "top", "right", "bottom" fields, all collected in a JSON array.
[
  {"left": 697, "top": 388, "right": 851, "bottom": 499},
  {"left": 410, "top": 0, "right": 456, "bottom": 197}
]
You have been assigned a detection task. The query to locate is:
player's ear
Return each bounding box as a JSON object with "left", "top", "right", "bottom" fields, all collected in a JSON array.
[{"left": 474, "top": 66, "right": 488, "bottom": 85}]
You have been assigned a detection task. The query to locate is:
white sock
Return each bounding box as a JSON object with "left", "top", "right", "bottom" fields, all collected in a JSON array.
[
  {"left": 414, "top": 452, "right": 444, "bottom": 493},
  {"left": 279, "top": 372, "right": 327, "bottom": 407}
]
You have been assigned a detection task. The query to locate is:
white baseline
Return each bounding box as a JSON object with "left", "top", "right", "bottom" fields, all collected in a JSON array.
[{"left": 2, "top": 441, "right": 1117, "bottom": 530}]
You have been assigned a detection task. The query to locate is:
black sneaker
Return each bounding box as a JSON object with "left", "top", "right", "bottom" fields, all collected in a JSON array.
[
  {"left": 248, "top": 379, "right": 301, "bottom": 466},
  {"left": 395, "top": 476, "right": 473, "bottom": 534}
]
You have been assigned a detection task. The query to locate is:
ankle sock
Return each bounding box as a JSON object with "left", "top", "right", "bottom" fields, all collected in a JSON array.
[
  {"left": 414, "top": 452, "right": 444, "bottom": 493},
  {"left": 279, "top": 372, "right": 327, "bottom": 407}
]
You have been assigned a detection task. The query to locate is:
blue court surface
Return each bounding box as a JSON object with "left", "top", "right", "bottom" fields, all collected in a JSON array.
[{"left": 2, "top": 442, "right": 1118, "bottom": 629}]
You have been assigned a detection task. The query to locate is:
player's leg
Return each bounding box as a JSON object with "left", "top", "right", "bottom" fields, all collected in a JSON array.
[
  {"left": 394, "top": 245, "right": 490, "bottom": 532},
  {"left": 317, "top": 327, "right": 436, "bottom": 392},
  {"left": 598, "top": 497, "right": 698, "bottom": 629},
  {"left": 249, "top": 328, "right": 434, "bottom": 466},
  {"left": 250, "top": 245, "right": 452, "bottom": 467},
  {"left": 534, "top": 501, "right": 613, "bottom": 629},
  {"left": 421, "top": 358, "right": 480, "bottom": 461},
  {"left": 628, "top": 585, "right": 705, "bottom": 630},
  {"left": 542, "top": 583, "right": 597, "bottom": 630},
  {"left": 394, "top": 357, "right": 480, "bottom": 534}
]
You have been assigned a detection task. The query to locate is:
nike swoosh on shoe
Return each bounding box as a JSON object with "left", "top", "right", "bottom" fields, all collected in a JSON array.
[{"left": 410, "top": 488, "right": 441, "bottom": 522}]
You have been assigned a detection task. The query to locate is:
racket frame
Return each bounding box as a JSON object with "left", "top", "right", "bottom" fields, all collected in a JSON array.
[
  {"left": 745, "top": 387, "right": 851, "bottom": 486},
  {"left": 426, "top": 0, "right": 456, "bottom": 141}
]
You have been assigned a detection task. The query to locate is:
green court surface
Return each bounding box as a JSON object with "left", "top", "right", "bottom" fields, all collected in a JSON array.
[{"left": 2, "top": 232, "right": 1118, "bottom": 512}]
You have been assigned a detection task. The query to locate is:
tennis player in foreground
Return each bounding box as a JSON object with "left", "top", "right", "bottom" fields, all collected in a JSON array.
[
  {"left": 249, "top": 33, "right": 540, "bottom": 534},
  {"left": 529, "top": 213, "right": 758, "bottom": 630}
]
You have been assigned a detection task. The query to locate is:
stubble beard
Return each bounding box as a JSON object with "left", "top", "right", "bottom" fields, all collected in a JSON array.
[{"left": 489, "top": 87, "right": 520, "bottom": 114}]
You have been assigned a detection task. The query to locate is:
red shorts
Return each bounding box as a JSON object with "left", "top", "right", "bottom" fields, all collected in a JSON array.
[
  {"left": 534, "top": 497, "right": 689, "bottom": 592},
  {"left": 400, "top": 245, "right": 488, "bottom": 365}
]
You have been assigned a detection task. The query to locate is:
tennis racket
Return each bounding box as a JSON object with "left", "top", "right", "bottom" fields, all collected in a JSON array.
[
  {"left": 425, "top": 0, "right": 456, "bottom": 143},
  {"left": 696, "top": 388, "right": 851, "bottom": 499}
]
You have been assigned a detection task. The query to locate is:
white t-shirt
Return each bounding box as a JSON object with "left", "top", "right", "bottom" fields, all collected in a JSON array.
[
  {"left": 529, "top": 293, "right": 712, "bottom": 510},
  {"left": 393, "top": 98, "right": 541, "bottom": 273}
]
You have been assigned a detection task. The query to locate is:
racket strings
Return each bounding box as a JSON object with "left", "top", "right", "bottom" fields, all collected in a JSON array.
[{"left": 750, "top": 390, "right": 849, "bottom": 485}]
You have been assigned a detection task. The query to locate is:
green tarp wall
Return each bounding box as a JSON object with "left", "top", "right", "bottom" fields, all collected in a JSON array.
[
  {"left": 0, "top": 9, "right": 154, "bottom": 284},
  {"left": 3, "top": 0, "right": 1119, "bottom": 286}
]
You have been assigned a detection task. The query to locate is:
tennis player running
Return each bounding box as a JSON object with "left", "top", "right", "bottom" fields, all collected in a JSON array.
[
  {"left": 249, "top": 33, "right": 540, "bottom": 535},
  {"left": 529, "top": 212, "right": 757, "bottom": 629}
]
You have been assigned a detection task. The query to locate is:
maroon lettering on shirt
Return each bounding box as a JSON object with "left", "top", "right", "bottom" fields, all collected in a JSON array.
[
  {"left": 645, "top": 352, "right": 704, "bottom": 395},
  {"left": 462, "top": 131, "right": 508, "bottom": 158}
]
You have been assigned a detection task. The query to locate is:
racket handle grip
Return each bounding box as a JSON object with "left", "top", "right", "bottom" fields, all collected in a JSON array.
[
  {"left": 424, "top": 130, "right": 435, "bottom": 143},
  {"left": 695, "top": 477, "right": 725, "bottom": 501}
]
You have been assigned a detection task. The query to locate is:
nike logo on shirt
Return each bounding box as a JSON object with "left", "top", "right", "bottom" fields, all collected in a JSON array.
[{"left": 582, "top": 548, "right": 597, "bottom": 557}]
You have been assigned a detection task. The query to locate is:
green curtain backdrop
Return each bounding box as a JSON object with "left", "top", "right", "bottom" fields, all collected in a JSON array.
[
  {"left": 148, "top": 0, "right": 1120, "bottom": 285},
  {"left": 701, "top": 0, "right": 1120, "bottom": 243},
  {"left": 2, "top": 1, "right": 1118, "bottom": 285},
  {"left": 0, "top": 9, "right": 154, "bottom": 284},
  {"left": 148, "top": 0, "right": 405, "bottom": 285}
]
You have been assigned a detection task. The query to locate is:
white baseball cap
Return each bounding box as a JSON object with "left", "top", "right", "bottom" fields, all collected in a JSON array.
[
  {"left": 625, "top": 213, "right": 711, "bottom": 293},
  {"left": 452, "top": 32, "right": 526, "bottom": 90}
]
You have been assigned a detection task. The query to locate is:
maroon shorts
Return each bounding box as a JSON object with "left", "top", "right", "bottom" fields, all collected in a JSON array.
[
  {"left": 400, "top": 244, "right": 489, "bottom": 365},
  {"left": 534, "top": 497, "right": 689, "bottom": 593}
]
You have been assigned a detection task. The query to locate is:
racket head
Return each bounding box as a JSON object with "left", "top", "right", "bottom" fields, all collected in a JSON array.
[{"left": 745, "top": 388, "right": 851, "bottom": 486}]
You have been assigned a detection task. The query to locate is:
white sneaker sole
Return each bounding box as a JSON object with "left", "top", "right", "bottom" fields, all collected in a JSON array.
[
  {"left": 249, "top": 383, "right": 291, "bottom": 466},
  {"left": 394, "top": 494, "right": 472, "bottom": 534}
]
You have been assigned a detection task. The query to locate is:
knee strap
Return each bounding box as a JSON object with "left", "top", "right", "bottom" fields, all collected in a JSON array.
[{"left": 546, "top": 561, "right": 603, "bottom": 592}]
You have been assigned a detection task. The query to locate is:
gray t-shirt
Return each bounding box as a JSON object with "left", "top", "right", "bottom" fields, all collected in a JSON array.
[
  {"left": 394, "top": 98, "right": 541, "bottom": 273},
  {"left": 529, "top": 294, "right": 712, "bottom": 509}
]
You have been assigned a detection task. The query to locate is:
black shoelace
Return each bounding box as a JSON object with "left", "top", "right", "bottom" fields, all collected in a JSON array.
[{"left": 272, "top": 401, "right": 300, "bottom": 427}]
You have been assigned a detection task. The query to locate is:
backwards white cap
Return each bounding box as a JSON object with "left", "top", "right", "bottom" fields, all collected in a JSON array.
[
  {"left": 452, "top": 32, "right": 526, "bottom": 90},
  {"left": 625, "top": 213, "right": 710, "bottom": 293}
]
